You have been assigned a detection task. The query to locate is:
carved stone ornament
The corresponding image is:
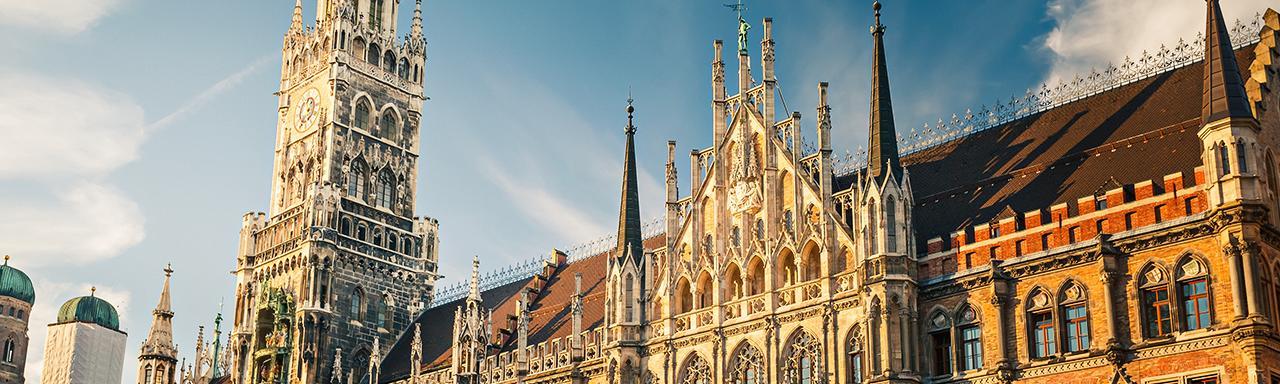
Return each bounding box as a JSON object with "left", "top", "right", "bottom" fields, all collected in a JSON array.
[
  {"left": 1180, "top": 259, "right": 1204, "bottom": 278},
  {"left": 1143, "top": 267, "right": 1165, "bottom": 285},
  {"left": 728, "top": 181, "right": 762, "bottom": 214},
  {"left": 931, "top": 313, "right": 949, "bottom": 329},
  {"left": 1031, "top": 291, "right": 1050, "bottom": 309},
  {"left": 1064, "top": 284, "right": 1083, "bottom": 302},
  {"left": 961, "top": 306, "right": 977, "bottom": 323}
]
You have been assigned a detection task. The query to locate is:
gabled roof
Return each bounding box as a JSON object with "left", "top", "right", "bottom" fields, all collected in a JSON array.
[
  {"left": 378, "top": 235, "right": 665, "bottom": 383},
  {"left": 845, "top": 44, "right": 1258, "bottom": 249}
]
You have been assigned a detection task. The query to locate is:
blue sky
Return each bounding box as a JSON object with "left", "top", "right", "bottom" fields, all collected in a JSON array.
[{"left": 0, "top": 0, "right": 1271, "bottom": 382}]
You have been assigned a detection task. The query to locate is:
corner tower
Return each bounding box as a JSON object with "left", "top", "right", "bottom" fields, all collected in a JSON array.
[
  {"left": 605, "top": 97, "right": 647, "bottom": 384},
  {"left": 858, "top": 2, "right": 919, "bottom": 382},
  {"left": 0, "top": 256, "right": 33, "bottom": 383},
  {"left": 229, "top": 1, "right": 440, "bottom": 383}
]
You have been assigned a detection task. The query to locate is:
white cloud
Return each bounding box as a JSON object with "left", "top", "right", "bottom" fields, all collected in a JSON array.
[
  {"left": 1041, "top": 0, "right": 1271, "bottom": 85},
  {"left": 0, "top": 182, "right": 145, "bottom": 267},
  {"left": 0, "top": 0, "right": 123, "bottom": 35},
  {"left": 481, "top": 158, "right": 609, "bottom": 243},
  {"left": 149, "top": 54, "right": 274, "bottom": 130},
  {"left": 24, "top": 279, "right": 131, "bottom": 383},
  {"left": 0, "top": 73, "right": 147, "bottom": 180}
]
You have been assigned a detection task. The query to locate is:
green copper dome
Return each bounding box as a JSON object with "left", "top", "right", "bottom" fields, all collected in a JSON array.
[
  {"left": 0, "top": 258, "right": 35, "bottom": 304},
  {"left": 57, "top": 294, "right": 120, "bottom": 331}
]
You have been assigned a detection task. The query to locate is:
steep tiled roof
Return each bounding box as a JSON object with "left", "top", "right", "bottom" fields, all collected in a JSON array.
[
  {"left": 378, "top": 235, "right": 665, "bottom": 383},
  {"left": 860, "top": 44, "right": 1257, "bottom": 249}
]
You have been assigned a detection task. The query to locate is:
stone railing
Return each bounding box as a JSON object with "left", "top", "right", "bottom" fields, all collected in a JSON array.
[{"left": 779, "top": 280, "right": 823, "bottom": 306}]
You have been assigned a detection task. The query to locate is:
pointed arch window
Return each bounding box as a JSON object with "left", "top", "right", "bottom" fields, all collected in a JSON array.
[
  {"left": 957, "top": 305, "right": 983, "bottom": 371},
  {"left": 927, "top": 311, "right": 953, "bottom": 376},
  {"left": 1139, "top": 264, "right": 1173, "bottom": 337},
  {"left": 624, "top": 275, "right": 635, "bottom": 323},
  {"left": 679, "top": 354, "right": 711, "bottom": 384},
  {"left": 868, "top": 203, "right": 878, "bottom": 254},
  {"left": 1218, "top": 142, "right": 1232, "bottom": 175},
  {"left": 348, "top": 159, "right": 368, "bottom": 199},
  {"left": 383, "top": 51, "right": 396, "bottom": 73},
  {"left": 351, "top": 287, "right": 365, "bottom": 322},
  {"left": 3, "top": 339, "right": 13, "bottom": 363},
  {"left": 376, "top": 295, "right": 389, "bottom": 328},
  {"left": 846, "top": 327, "right": 864, "bottom": 384},
  {"left": 783, "top": 330, "right": 824, "bottom": 384},
  {"left": 1178, "top": 257, "right": 1212, "bottom": 331},
  {"left": 885, "top": 196, "right": 898, "bottom": 253},
  {"left": 398, "top": 58, "right": 410, "bottom": 79},
  {"left": 143, "top": 365, "right": 153, "bottom": 384},
  {"left": 366, "top": 43, "right": 381, "bottom": 66},
  {"left": 1026, "top": 289, "right": 1057, "bottom": 358},
  {"left": 354, "top": 100, "right": 371, "bottom": 130},
  {"left": 729, "top": 343, "right": 764, "bottom": 384},
  {"left": 1060, "top": 282, "right": 1090, "bottom": 353},
  {"left": 1236, "top": 141, "right": 1249, "bottom": 173},
  {"left": 376, "top": 169, "right": 395, "bottom": 208},
  {"left": 381, "top": 112, "right": 399, "bottom": 142},
  {"left": 387, "top": 234, "right": 397, "bottom": 252}
]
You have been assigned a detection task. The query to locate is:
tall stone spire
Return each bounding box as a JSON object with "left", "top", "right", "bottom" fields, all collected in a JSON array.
[
  {"left": 616, "top": 95, "right": 644, "bottom": 264},
  {"left": 867, "top": 1, "right": 902, "bottom": 182},
  {"left": 410, "top": 0, "right": 424, "bottom": 38},
  {"left": 138, "top": 264, "right": 178, "bottom": 384},
  {"left": 290, "top": 0, "right": 304, "bottom": 31},
  {"left": 1202, "top": 0, "right": 1254, "bottom": 123}
]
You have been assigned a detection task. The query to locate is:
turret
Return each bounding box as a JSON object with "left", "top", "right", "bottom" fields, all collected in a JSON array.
[
  {"left": 1199, "top": 0, "right": 1262, "bottom": 209},
  {"left": 138, "top": 265, "right": 178, "bottom": 384},
  {"left": 867, "top": 2, "right": 902, "bottom": 184}
]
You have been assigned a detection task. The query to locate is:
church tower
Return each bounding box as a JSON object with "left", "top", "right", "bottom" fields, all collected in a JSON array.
[
  {"left": 138, "top": 265, "right": 178, "bottom": 384},
  {"left": 229, "top": 0, "right": 440, "bottom": 383},
  {"left": 604, "top": 98, "right": 647, "bottom": 384},
  {"left": 858, "top": 3, "right": 920, "bottom": 382}
]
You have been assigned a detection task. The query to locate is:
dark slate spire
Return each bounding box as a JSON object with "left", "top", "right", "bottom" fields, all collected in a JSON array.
[
  {"left": 616, "top": 95, "right": 643, "bottom": 264},
  {"left": 1201, "top": 0, "right": 1254, "bottom": 123},
  {"left": 868, "top": 1, "right": 902, "bottom": 182}
]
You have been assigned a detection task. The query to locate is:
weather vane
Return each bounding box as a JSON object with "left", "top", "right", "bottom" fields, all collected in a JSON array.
[{"left": 724, "top": 0, "right": 750, "bottom": 55}]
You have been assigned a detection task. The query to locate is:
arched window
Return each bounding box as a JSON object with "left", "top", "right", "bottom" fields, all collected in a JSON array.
[
  {"left": 754, "top": 218, "right": 765, "bottom": 241},
  {"left": 679, "top": 354, "right": 711, "bottom": 384},
  {"left": 1218, "top": 142, "right": 1232, "bottom": 175},
  {"left": 675, "top": 278, "right": 692, "bottom": 314},
  {"left": 376, "top": 295, "right": 388, "bottom": 327},
  {"left": 1026, "top": 289, "right": 1057, "bottom": 358},
  {"left": 802, "top": 243, "right": 820, "bottom": 282},
  {"left": 356, "top": 223, "right": 367, "bottom": 241},
  {"left": 1060, "top": 282, "right": 1090, "bottom": 353},
  {"left": 354, "top": 100, "right": 371, "bottom": 130},
  {"left": 746, "top": 256, "right": 765, "bottom": 295},
  {"left": 779, "top": 249, "right": 797, "bottom": 286},
  {"left": 403, "top": 237, "right": 415, "bottom": 255},
  {"left": 1178, "top": 257, "right": 1212, "bottom": 331},
  {"left": 366, "top": 43, "right": 381, "bottom": 66},
  {"left": 377, "top": 169, "right": 395, "bottom": 208},
  {"left": 1236, "top": 141, "right": 1249, "bottom": 173},
  {"left": 927, "top": 310, "right": 953, "bottom": 375},
  {"left": 348, "top": 159, "right": 368, "bottom": 199},
  {"left": 351, "top": 288, "right": 365, "bottom": 322},
  {"left": 728, "top": 343, "right": 764, "bottom": 384},
  {"left": 3, "top": 339, "right": 13, "bottom": 363},
  {"left": 957, "top": 305, "right": 982, "bottom": 371},
  {"left": 352, "top": 36, "right": 366, "bottom": 58},
  {"left": 387, "top": 234, "right": 397, "bottom": 253},
  {"left": 340, "top": 217, "right": 352, "bottom": 235},
  {"left": 885, "top": 196, "right": 898, "bottom": 252},
  {"left": 380, "top": 112, "right": 398, "bottom": 141},
  {"left": 724, "top": 264, "right": 742, "bottom": 301},
  {"left": 382, "top": 295, "right": 393, "bottom": 328},
  {"left": 143, "top": 364, "right": 153, "bottom": 384},
  {"left": 398, "top": 58, "right": 410, "bottom": 79},
  {"left": 782, "top": 330, "right": 824, "bottom": 384},
  {"left": 624, "top": 275, "right": 635, "bottom": 323},
  {"left": 846, "top": 328, "right": 864, "bottom": 384},
  {"left": 783, "top": 210, "right": 794, "bottom": 235},
  {"left": 868, "top": 203, "right": 878, "bottom": 254},
  {"left": 696, "top": 271, "right": 713, "bottom": 309},
  {"left": 372, "top": 227, "right": 383, "bottom": 246},
  {"left": 383, "top": 51, "right": 396, "bottom": 73}
]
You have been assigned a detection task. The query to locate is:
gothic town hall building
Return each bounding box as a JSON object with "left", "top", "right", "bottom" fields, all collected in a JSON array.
[{"left": 237, "top": 1, "right": 1280, "bottom": 384}]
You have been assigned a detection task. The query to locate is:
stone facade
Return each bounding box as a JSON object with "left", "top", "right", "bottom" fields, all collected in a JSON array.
[
  {"left": 376, "top": 2, "right": 1280, "bottom": 384},
  {"left": 227, "top": 0, "right": 439, "bottom": 383},
  {"left": 0, "top": 288, "right": 33, "bottom": 383}
]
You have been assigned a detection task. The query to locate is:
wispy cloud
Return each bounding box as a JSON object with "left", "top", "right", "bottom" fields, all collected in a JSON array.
[
  {"left": 1041, "top": 0, "right": 1271, "bottom": 85},
  {"left": 149, "top": 53, "right": 275, "bottom": 130},
  {"left": 0, "top": 73, "right": 147, "bottom": 180},
  {"left": 0, "top": 0, "right": 123, "bottom": 35},
  {"left": 0, "top": 182, "right": 145, "bottom": 267},
  {"left": 480, "top": 157, "right": 609, "bottom": 243}
]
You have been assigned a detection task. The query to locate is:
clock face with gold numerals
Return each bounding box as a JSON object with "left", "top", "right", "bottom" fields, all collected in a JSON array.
[{"left": 296, "top": 88, "right": 319, "bottom": 131}]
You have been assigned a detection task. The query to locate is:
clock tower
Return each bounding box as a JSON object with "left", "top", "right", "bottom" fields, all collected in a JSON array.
[{"left": 229, "top": 1, "right": 440, "bottom": 383}]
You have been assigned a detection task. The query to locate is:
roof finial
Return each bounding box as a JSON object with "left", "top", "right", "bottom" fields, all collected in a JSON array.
[
  {"left": 867, "top": 0, "right": 901, "bottom": 183},
  {"left": 91, "top": 286, "right": 97, "bottom": 297},
  {"left": 871, "top": 1, "right": 885, "bottom": 35},
  {"left": 626, "top": 88, "right": 636, "bottom": 134},
  {"left": 3, "top": 255, "right": 8, "bottom": 266},
  {"left": 725, "top": 0, "right": 750, "bottom": 55},
  {"left": 468, "top": 255, "right": 481, "bottom": 301},
  {"left": 164, "top": 263, "right": 174, "bottom": 277}
]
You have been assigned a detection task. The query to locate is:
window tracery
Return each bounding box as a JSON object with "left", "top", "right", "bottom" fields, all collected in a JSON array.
[
  {"left": 783, "top": 330, "right": 824, "bottom": 384},
  {"left": 729, "top": 343, "right": 764, "bottom": 384}
]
